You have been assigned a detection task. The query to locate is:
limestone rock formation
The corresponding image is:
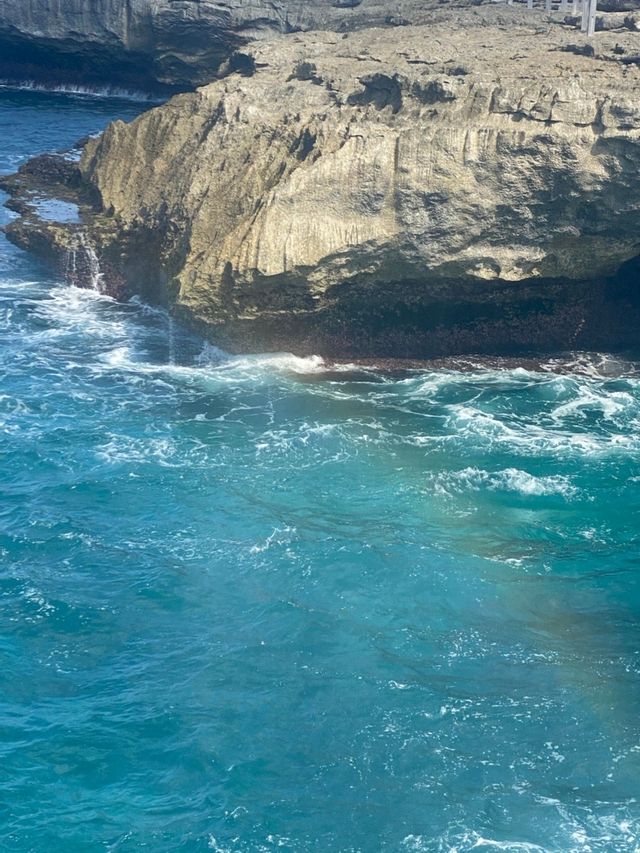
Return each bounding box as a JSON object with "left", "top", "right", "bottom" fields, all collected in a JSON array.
[{"left": 4, "top": 7, "right": 640, "bottom": 356}]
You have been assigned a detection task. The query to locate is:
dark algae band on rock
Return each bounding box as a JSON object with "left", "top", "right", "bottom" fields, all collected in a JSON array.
[{"left": 3, "top": 5, "right": 640, "bottom": 357}]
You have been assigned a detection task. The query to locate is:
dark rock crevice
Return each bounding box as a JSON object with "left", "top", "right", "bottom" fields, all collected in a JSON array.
[
  {"left": 164, "top": 259, "right": 640, "bottom": 359},
  {"left": 348, "top": 73, "right": 404, "bottom": 113}
]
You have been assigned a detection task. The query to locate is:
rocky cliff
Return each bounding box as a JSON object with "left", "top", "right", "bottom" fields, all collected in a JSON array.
[
  {"left": 4, "top": 7, "right": 640, "bottom": 357},
  {"left": 1, "top": 0, "right": 639, "bottom": 92},
  {"left": 0, "top": 0, "right": 463, "bottom": 92}
]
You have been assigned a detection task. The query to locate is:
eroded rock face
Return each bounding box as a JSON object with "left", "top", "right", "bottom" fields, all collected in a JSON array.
[
  {"left": 0, "top": 0, "right": 276, "bottom": 90},
  {"left": 4, "top": 8, "right": 640, "bottom": 356}
]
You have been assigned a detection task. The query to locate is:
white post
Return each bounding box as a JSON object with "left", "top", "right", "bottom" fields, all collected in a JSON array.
[
  {"left": 587, "top": 0, "right": 597, "bottom": 34},
  {"left": 545, "top": 0, "right": 552, "bottom": 12},
  {"left": 581, "top": 0, "right": 589, "bottom": 29},
  {"left": 527, "top": 0, "right": 533, "bottom": 9}
]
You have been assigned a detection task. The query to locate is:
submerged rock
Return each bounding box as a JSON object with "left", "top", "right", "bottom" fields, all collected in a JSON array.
[{"left": 4, "top": 7, "right": 640, "bottom": 356}]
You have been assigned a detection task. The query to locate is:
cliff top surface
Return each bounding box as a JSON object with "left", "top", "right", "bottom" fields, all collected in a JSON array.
[
  {"left": 1, "top": 0, "right": 639, "bottom": 89},
  {"left": 179, "top": 7, "right": 640, "bottom": 136}
]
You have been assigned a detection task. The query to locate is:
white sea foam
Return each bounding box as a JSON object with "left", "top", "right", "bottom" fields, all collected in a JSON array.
[
  {"left": 470, "top": 840, "right": 548, "bottom": 852},
  {"left": 540, "top": 352, "right": 640, "bottom": 380},
  {"left": 17, "top": 284, "right": 640, "bottom": 468},
  {"left": 430, "top": 467, "right": 578, "bottom": 499},
  {"left": 0, "top": 79, "right": 162, "bottom": 102},
  {"left": 550, "top": 386, "right": 635, "bottom": 423},
  {"left": 252, "top": 421, "right": 353, "bottom": 470},
  {"left": 95, "top": 434, "right": 180, "bottom": 466},
  {"left": 127, "top": 295, "right": 171, "bottom": 317},
  {"left": 220, "top": 352, "right": 326, "bottom": 375},
  {"left": 194, "top": 344, "right": 327, "bottom": 375},
  {"left": 249, "top": 525, "right": 297, "bottom": 554},
  {"left": 403, "top": 822, "right": 640, "bottom": 853},
  {"left": 439, "top": 399, "right": 640, "bottom": 458},
  {"left": 97, "top": 339, "right": 330, "bottom": 385},
  {"left": 37, "top": 282, "right": 114, "bottom": 312},
  {"left": 207, "top": 838, "right": 232, "bottom": 853},
  {"left": 401, "top": 832, "right": 548, "bottom": 852}
]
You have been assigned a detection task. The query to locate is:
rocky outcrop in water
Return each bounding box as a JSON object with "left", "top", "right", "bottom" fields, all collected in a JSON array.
[{"left": 3, "top": 6, "right": 640, "bottom": 357}]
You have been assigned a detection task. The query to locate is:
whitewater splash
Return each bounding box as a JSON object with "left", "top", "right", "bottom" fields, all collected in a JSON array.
[
  {"left": 63, "top": 232, "right": 104, "bottom": 293},
  {"left": 429, "top": 466, "right": 579, "bottom": 499},
  {"left": 0, "top": 79, "right": 162, "bottom": 102}
]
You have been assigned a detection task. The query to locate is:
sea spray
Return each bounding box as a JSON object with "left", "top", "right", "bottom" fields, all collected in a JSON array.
[
  {"left": 168, "top": 315, "right": 176, "bottom": 366},
  {"left": 64, "top": 237, "right": 77, "bottom": 285},
  {"left": 85, "top": 241, "right": 103, "bottom": 293},
  {"left": 0, "top": 79, "right": 162, "bottom": 102}
]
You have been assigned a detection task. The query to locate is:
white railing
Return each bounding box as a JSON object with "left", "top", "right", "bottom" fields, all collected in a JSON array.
[{"left": 502, "top": 0, "right": 598, "bottom": 35}]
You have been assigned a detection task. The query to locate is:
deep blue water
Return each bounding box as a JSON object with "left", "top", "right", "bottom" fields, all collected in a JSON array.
[{"left": 2, "top": 89, "right": 640, "bottom": 853}]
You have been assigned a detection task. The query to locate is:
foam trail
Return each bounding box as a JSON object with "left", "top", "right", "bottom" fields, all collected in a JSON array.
[{"left": 430, "top": 467, "right": 578, "bottom": 498}]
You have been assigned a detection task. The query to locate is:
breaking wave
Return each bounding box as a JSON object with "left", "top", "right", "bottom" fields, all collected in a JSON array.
[
  {"left": 429, "top": 467, "right": 578, "bottom": 498},
  {"left": 0, "top": 78, "right": 163, "bottom": 102}
]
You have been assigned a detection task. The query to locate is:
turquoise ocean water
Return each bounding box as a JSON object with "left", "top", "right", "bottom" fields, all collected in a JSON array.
[{"left": 1, "top": 89, "right": 640, "bottom": 852}]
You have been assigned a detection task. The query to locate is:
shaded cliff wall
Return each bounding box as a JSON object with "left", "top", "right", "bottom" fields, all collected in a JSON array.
[{"left": 0, "top": 0, "right": 265, "bottom": 91}]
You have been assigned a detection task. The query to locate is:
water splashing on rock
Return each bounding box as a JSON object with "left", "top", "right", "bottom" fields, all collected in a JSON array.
[{"left": 64, "top": 232, "right": 104, "bottom": 293}]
